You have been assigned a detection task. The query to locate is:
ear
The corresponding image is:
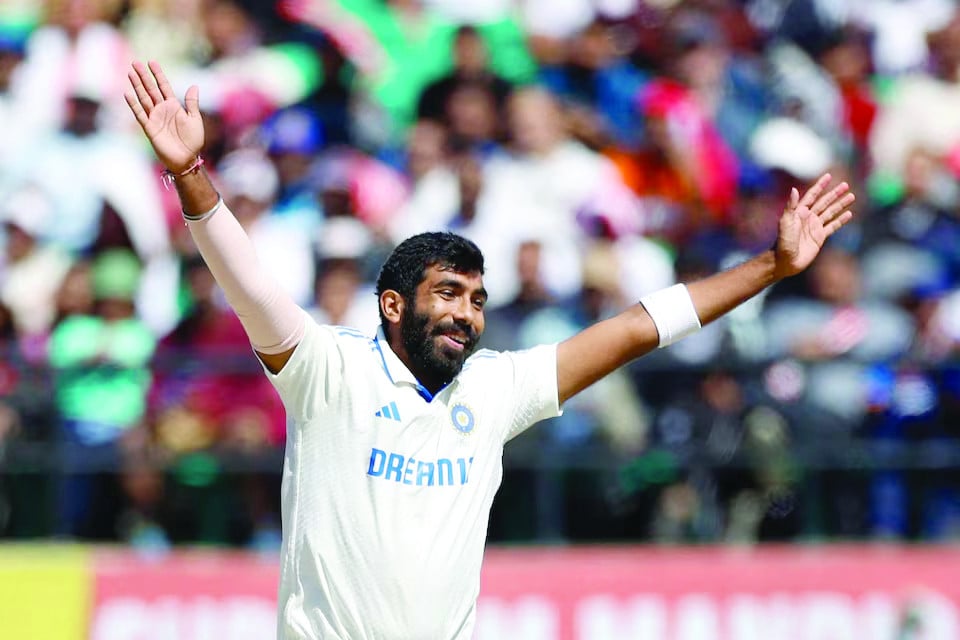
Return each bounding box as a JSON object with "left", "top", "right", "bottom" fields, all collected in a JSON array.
[{"left": 380, "top": 290, "right": 405, "bottom": 326}]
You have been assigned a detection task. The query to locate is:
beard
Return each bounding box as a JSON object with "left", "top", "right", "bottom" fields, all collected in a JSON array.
[{"left": 400, "top": 307, "right": 479, "bottom": 385}]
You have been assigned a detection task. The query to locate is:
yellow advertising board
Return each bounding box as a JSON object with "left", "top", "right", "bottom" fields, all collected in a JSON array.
[{"left": 0, "top": 544, "right": 89, "bottom": 640}]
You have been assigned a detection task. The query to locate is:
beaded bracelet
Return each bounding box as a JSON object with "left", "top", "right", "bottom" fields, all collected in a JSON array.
[
  {"left": 161, "top": 155, "right": 205, "bottom": 190},
  {"left": 182, "top": 195, "right": 224, "bottom": 223}
]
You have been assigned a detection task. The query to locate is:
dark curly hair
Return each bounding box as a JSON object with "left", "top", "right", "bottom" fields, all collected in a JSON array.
[{"left": 375, "top": 232, "right": 485, "bottom": 333}]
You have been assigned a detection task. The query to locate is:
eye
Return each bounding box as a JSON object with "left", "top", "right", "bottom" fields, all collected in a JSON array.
[
  {"left": 472, "top": 298, "right": 486, "bottom": 310},
  {"left": 438, "top": 289, "right": 455, "bottom": 300}
]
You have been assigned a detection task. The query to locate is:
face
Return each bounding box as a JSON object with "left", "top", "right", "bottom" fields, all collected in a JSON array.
[
  {"left": 447, "top": 85, "right": 497, "bottom": 144},
  {"left": 3, "top": 224, "right": 34, "bottom": 262},
  {"left": 508, "top": 89, "right": 563, "bottom": 156},
  {"left": 810, "top": 250, "right": 860, "bottom": 306},
  {"left": 400, "top": 265, "right": 487, "bottom": 384},
  {"left": 407, "top": 120, "right": 447, "bottom": 179},
  {"left": 453, "top": 33, "right": 487, "bottom": 74},
  {"left": 203, "top": 0, "right": 252, "bottom": 58},
  {"left": 318, "top": 262, "right": 361, "bottom": 323},
  {"left": 572, "top": 23, "right": 613, "bottom": 69}
]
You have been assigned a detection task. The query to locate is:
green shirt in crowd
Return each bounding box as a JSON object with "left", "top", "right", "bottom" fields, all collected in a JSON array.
[
  {"left": 336, "top": 0, "right": 536, "bottom": 136},
  {"left": 48, "top": 315, "right": 156, "bottom": 439}
]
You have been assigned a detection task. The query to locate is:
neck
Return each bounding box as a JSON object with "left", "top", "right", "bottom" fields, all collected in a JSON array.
[{"left": 385, "top": 331, "right": 452, "bottom": 398}]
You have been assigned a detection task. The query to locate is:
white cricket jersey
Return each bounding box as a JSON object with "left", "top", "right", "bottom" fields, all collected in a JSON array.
[{"left": 263, "top": 311, "right": 561, "bottom": 639}]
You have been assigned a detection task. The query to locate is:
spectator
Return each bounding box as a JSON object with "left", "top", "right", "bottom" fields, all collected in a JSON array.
[
  {"left": 605, "top": 76, "right": 738, "bottom": 243},
  {"left": 416, "top": 25, "right": 513, "bottom": 127},
  {"left": 309, "top": 258, "right": 378, "bottom": 333},
  {"left": 310, "top": 216, "right": 379, "bottom": 332},
  {"left": 485, "top": 86, "right": 643, "bottom": 301},
  {"left": 217, "top": 148, "right": 315, "bottom": 306},
  {"left": 14, "top": 0, "right": 133, "bottom": 135},
  {"left": 870, "top": 7, "right": 960, "bottom": 180},
  {"left": 664, "top": 8, "right": 770, "bottom": 163},
  {"left": 48, "top": 248, "right": 156, "bottom": 538},
  {"left": 815, "top": 27, "right": 878, "bottom": 166},
  {"left": 284, "top": 0, "right": 535, "bottom": 141},
  {"left": 538, "top": 19, "right": 648, "bottom": 150},
  {"left": 764, "top": 246, "right": 915, "bottom": 426},
  {"left": 389, "top": 120, "right": 458, "bottom": 240},
  {"left": 122, "top": 0, "right": 207, "bottom": 68},
  {"left": 3, "top": 80, "right": 170, "bottom": 265},
  {"left": 150, "top": 254, "right": 286, "bottom": 457},
  {"left": 259, "top": 105, "right": 325, "bottom": 235},
  {"left": 442, "top": 80, "right": 503, "bottom": 155},
  {"left": 311, "top": 145, "right": 409, "bottom": 232},
  {"left": 858, "top": 148, "right": 959, "bottom": 306},
  {"left": 0, "top": 185, "right": 73, "bottom": 338},
  {"left": 297, "top": 34, "right": 353, "bottom": 146},
  {"left": 0, "top": 25, "right": 34, "bottom": 176}
]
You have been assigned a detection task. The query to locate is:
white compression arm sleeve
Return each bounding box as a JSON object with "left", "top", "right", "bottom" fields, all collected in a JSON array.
[
  {"left": 186, "top": 203, "right": 305, "bottom": 354},
  {"left": 639, "top": 283, "right": 702, "bottom": 348}
]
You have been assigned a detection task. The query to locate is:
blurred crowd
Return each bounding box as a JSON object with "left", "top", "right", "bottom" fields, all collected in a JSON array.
[{"left": 2, "top": 0, "right": 960, "bottom": 549}]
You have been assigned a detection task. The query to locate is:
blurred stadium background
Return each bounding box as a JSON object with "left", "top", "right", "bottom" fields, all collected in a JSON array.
[{"left": 1, "top": 0, "right": 960, "bottom": 637}]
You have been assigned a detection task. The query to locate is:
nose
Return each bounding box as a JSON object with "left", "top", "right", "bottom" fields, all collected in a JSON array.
[
  {"left": 452, "top": 295, "right": 474, "bottom": 322},
  {"left": 452, "top": 295, "right": 480, "bottom": 332}
]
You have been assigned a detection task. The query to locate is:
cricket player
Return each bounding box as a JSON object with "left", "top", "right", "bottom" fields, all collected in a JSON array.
[{"left": 125, "top": 60, "right": 855, "bottom": 639}]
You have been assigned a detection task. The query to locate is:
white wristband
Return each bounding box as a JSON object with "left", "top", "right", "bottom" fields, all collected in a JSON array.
[
  {"left": 182, "top": 195, "right": 224, "bottom": 223},
  {"left": 639, "top": 283, "right": 701, "bottom": 348}
]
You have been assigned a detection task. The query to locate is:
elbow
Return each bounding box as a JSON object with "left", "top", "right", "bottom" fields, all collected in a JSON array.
[{"left": 623, "top": 304, "right": 660, "bottom": 360}]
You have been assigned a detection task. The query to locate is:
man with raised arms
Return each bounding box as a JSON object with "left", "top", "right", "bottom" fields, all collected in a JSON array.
[{"left": 125, "top": 60, "right": 855, "bottom": 640}]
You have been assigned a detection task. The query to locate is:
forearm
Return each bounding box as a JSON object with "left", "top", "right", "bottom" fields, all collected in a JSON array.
[
  {"left": 686, "top": 250, "right": 779, "bottom": 326},
  {"left": 174, "top": 170, "right": 304, "bottom": 354},
  {"left": 557, "top": 251, "right": 780, "bottom": 403}
]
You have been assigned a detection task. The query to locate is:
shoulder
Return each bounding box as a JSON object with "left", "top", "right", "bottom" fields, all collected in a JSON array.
[
  {"left": 290, "top": 319, "right": 377, "bottom": 360},
  {"left": 461, "top": 344, "right": 557, "bottom": 376},
  {"left": 327, "top": 324, "right": 376, "bottom": 342},
  {"left": 328, "top": 324, "right": 383, "bottom": 359},
  {"left": 460, "top": 348, "right": 501, "bottom": 375},
  {"left": 265, "top": 321, "right": 378, "bottom": 394},
  {"left": 308, "top": 322, "right": 375, "bottom": 349}
]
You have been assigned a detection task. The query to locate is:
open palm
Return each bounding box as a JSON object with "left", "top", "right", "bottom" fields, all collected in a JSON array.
[
  {"left": 775, "top": 173, "right": 855, "bottom": 279},
  {"left": 124, "top": 61, "right": 204, "bottom": 174}
]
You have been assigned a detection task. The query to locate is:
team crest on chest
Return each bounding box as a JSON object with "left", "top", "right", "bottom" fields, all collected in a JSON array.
[{"left": 450, "top": 403, "right": 475, "bottom": 435}]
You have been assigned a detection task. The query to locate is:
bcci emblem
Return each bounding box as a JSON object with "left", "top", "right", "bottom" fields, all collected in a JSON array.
[{"left": 450, "top": 404, "right": 475, "bottom": 435}]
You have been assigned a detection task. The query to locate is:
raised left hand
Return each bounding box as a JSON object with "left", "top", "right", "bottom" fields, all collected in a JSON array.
[{"left": 774, "top": 173, "right": 855, "bottom": 279}]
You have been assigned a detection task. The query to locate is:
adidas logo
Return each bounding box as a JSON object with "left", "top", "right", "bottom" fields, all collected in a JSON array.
[{"left": 375, "top": 401, "right": 401, "bottom": 422}]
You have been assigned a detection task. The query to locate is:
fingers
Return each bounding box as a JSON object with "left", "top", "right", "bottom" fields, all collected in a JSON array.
[
  {"left": 131, "top": 60, "right": 164, "bottom": 108},
  {"left": 798, "top": 173, "right": 832, "bottom": 209},
  {"left": 824, "top": 210, "right": 854, "bottom": 237},
  {"left": 810, "top": 181, "right": 850, "bottom": 215},
  {"left": 184, "top": 85, "right": 201, "bottom": 118},
  {"left": 148, "top": 60, "right": 176, "bottom": 102},
  {"left": 127, "top": 62, "right": 156, "bottom": 114},
  {"left": 124, "top": 91, "right": 150, "bottom": 129},
  {"left": 819, "top": 192, "right": 856, "bottom": 224}
]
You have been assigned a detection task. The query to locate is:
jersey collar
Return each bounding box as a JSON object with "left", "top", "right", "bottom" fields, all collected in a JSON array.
[{"left": 374, "top": 327, "right": 438, "bottom": 401}]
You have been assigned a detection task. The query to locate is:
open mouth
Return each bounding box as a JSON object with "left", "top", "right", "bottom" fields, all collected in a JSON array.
[{"left": 439, "top": 333, "right": 468, "bottom": 351}]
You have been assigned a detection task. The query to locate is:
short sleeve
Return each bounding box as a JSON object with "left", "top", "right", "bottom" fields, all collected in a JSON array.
[
  {"left": 498, "top": 344, "right": 562, "bottom": 442},
  {"left": 260, "top": 311, "right": 344, "bottom": 423}
]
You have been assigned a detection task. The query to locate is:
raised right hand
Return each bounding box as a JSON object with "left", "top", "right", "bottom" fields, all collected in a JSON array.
[{"left": 124, "top": 61, "right": 204, "bottom": 174}]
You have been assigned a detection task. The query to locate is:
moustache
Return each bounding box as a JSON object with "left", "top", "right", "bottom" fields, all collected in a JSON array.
[{"left": 432, "top": 321, "right": 478, "bottom": 348}]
